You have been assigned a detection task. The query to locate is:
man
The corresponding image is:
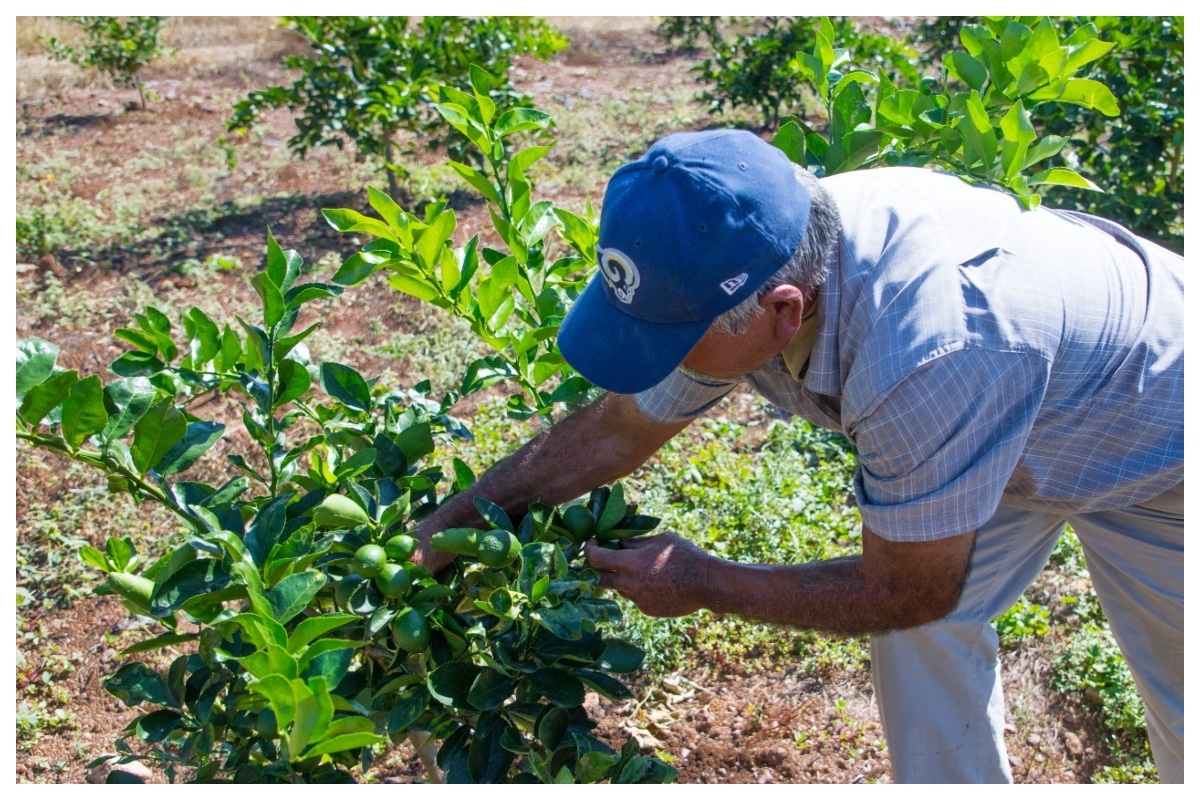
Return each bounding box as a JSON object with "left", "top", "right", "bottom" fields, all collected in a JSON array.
[{"left": 416, "top": 130, "right": 1184, "bottom": 783}]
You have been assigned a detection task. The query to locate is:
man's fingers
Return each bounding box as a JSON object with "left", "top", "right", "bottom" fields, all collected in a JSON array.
[{"left": 583, "top": 538, "right": 628, "bottom": 571}]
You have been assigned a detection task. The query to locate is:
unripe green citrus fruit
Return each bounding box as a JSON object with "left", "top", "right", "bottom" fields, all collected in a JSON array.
[
  {"left": 384, "top": 534, "right": 417, "bottom": 562},
  {"left": 352, "top": 544, "right": 387, "bottom": 578},
  {"left": 430, "top": 527, "right": 479, "bottom": 556},
  {"left": 560, "top": 505, "right": 596, "bottom": 541},
  {"left": 476, "top": 530, "right": 520, "bottom": 568},
  {"left": 391, "top": 607, "right": 430, "bottom": 652},
  {"left": 375, "top": 562, "right": 412, "bottom": 599}
]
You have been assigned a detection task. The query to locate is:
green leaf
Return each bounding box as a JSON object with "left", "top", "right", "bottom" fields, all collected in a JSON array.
[
  {"left": 1043, "top": 77, "right": 1120, "bottom": 116},
  {"left": 771, "top": 118, "right": 807, "bottom": 165},
  {"left": 388, "top": 686, "right": 430, "bottom": 735},
  {"left": 150, "top": 558, "right": 231, "bottom": 616},
  {"left": 467, "top": 667, "right": 515, "bottom": 711},
  {"left": 1029, "top": 167, "right": 1102, "bottom": 191},
  {"left": 532, "top": 603, "right": 583, "bottom": 641},
  {"left": 335, "top": 447, "right": 376, "bottom": 482},
  {"left": 184, "top": 308, "right": 221, "bottom": 365},
  {"left": 494, "top": 107, "right": 552, "bottom": 137},
  {"left": 61, "top": 375, "right": 108, "bottom": 450},
  {"left": 240, "top": 643, "right": 299, "bottom": 682},
  {"left": 18, "top": 369, "right": 77, "bottom": 429},
  {"left": 276, "top": 359, "right": 312, "bottom": 407},
  {"left": 331, "top": 253, "right": 380, "bottom": 286},
  {"left": 251, "top": 271, "right": 286, "bottom": 329},
  {"left": 393, "top": 421, "right": 434, "bottom": 465},
  {"left": 416, "top": 208, "right": 456, "bottom": 271},
  {"left": 288, "top": 613, "right": 359, "bottom": 653},
  {"left": 597, "top": 639, "right": 645, "bottom": 673},
  {"left": 574, "top": 668, "right": 634, "bottom": 701},
  {"left": 101, "top": 377, "right": 156, "bottom": 442},
  {"left": 525, "top": 667, "right": 584, "bottom": 708},
  {"left": 302, "top": 731, "right": 385, "bottom": 759},
  {"left": 285, "top": 282, "right": 344, "bottom": 310},
  {"left": 320, "top": 362, "right": 371, "bottom": 412},
  {"left": 474, "top": 496, "right": 515, "bottom": 533},
  {"left": 266, "top": 571, "right": 328, "bottom": 624},
  {"left": 321, "top": 208, "right": 394, "bottom": 241},
  {"left": 447, "top": 160, "right": 502, "bottom": 205},
  {"left": 366, "top": 185, "right": 410, "bottom": 233},
  {"left": 120, "top": 632, "right": 198, "bottom": 656},
  {"left": 131, "top": 400, "right": 186, "bottom": 473},
  {"left": 428, "top": 661, "right": 482, "bottom": 709},
  {"left": 946, "top": 51, "right": 987, "bottom": 93},
  {"left": 155, "top": 421, "right": 224, "bottom": 476},
  {"left": 16, "top": 338, "right": 59, "bottom": 401},
  {"left": 265, "top": 230, "right": 301, "bottom": 291},
  {"left": 596, "top": 483, "right": 627, "bottom": 532},
  {"left": 104, "top": 662, "right": 177, "bottom": 708}
]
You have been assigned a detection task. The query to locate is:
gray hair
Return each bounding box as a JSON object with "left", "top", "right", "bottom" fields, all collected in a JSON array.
[{"left": 711, "top": 166, "right": 839, "bottom": 336}]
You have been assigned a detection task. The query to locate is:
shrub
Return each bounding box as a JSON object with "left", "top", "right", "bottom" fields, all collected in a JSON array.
[
  {"left": 228, "top": 17, "right": 568, "bottom": 198},
  {"left": 16, "top": 71, "right": 672, "bottom": 784},
  {"left": 40, "top": 17, "right": 174, "bottom": 110}
]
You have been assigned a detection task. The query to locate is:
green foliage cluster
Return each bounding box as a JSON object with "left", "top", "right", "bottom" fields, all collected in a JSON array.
[
  {"left": 769, "top": 16, "right": 1119, "bottom": 209},
  {"left": 40, "top": 17, "right": 174, "bottom": 110},
  {"left": 1051, "top": 628, "right": 1154, "bottom": 781},
  {"left": 15, "top": 69, "right": 672, "bottom": 784},
  {"left": 1040, "top": 17, "right": 1183, "bottom": 253},
  {"left": 326, "top": 67, "right": 599, "bottom": 422},
  {"left": 664, "top": 15, "right": 1180, "bottom": 243},
  {"left": 228, "top": 17, "right": 568, "bottom": 198},
  {"left": 658, "top": 17, "right": 920, "bottom": 130}
]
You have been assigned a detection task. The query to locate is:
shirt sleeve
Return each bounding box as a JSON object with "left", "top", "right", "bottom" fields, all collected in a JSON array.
[
  {"left": 847, "top": 348, "right": 1051, "bottom": 542},
  {"left": 634, "top": 366, "right": 740, "bottom": 424}
]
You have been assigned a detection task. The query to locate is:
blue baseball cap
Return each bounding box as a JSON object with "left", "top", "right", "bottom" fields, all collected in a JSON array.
[{"left": 558, "top": 129, "right": 812, "bottom": 394}]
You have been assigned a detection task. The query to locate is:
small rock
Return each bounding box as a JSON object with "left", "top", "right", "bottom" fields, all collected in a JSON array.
[
  {"left": 200, "top": 103, "right": 216, "bottom": 113},
  {"left": 1027, "top": 733, "right": 1042, "bottom": 746},
  {"left": 754, "top": 747, "right": 788, "bottom": 768},
  {"left": 1003, "top": 722, "right": 1018, "bottom": 734},
  {"left": 1009, "top": 754, "right": 1024, "bottom": 769},
  {"left": 679, "top": 748, "right": 690, "bottom": 759},
  {"left": 1064, "top": 732, "right": 1084, "bottom": 756},
  {"left": 87, "top": 755, "right": 152, "bottom": 783},
  {"left": 757, "top": 769, "right": 776, "bottom": 784},
  {"left": 717, "top": 767, "right": 727, "bottom": 777},
  {"left": 1034, "top": 753, "right": 1045, "bottom": 763}
]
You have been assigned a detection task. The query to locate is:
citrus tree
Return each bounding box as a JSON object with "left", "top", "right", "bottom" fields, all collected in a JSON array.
[
  {"left": 40, "top": 16, "right": 175, "bottom": 110},
  {"left": 15, "top": 65, "right": 672, "bottom": 783},
  {"left": 227, "top": 16, "right": 568, "bottom": 198}
]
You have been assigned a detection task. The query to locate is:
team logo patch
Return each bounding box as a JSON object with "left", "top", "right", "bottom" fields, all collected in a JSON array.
[
  {"left": 598, "top": 247, "right": 640, "bottom": 304},
  {"left": 720, "top": 273, "right": 749, "bottom": 295}
]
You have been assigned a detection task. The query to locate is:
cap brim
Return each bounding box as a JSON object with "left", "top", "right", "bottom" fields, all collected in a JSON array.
[{"left": 558, "top": 276, "right": 713, "bottom": 395}]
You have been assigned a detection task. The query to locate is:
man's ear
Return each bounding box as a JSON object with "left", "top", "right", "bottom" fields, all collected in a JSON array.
[{"left": 759, "top": 284, "right": 806, "bottom": 343}]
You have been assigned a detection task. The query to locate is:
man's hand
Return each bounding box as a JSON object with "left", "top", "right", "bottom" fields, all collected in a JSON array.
[{"left": 584, "top": 532, "right": 714, "bottom": 617}]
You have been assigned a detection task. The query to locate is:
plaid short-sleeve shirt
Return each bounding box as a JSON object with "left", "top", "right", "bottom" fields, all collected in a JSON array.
[{"left": 635, "top": 168, "right": 1184, "bottom": 542}]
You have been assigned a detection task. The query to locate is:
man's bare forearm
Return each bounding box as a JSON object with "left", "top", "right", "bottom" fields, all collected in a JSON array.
[
  {"left": 587, "top": 526, "right": 976, "bottom": 634},
  {"left": 418, "top": 393, "right": 688, "bottom": 537}
]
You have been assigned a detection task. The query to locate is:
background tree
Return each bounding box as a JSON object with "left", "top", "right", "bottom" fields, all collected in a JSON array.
[
  {"left": 40, "top": 16, "right": 175, "bottom": 110},
  {"left": 228, "top": 16, "right": 568, "bottom": 198}
]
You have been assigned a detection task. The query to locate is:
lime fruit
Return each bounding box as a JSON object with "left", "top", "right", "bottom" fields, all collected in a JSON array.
[
  {"left": 476, "top": 530, "right": 520, "bottom": 568},
  {"left": 430, "top": 527, "right": 479, "bottom": 556},
  {"left": 352, "top": 543, "right": 388, "bottom": 578},
  {"left": 375, "top": 562, "right": 412, "bottom": 599},
  {"left": 560, "top": 505, "right": 596, "bottom": 541},
  {"left": 384, "top": 533, "right": 417, "bottom": 562},
  {"left": 391, "top": 607, "right": 431, "bottom": 652}
]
